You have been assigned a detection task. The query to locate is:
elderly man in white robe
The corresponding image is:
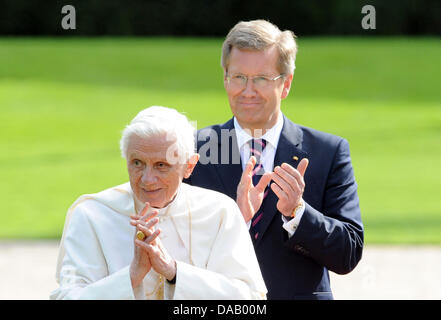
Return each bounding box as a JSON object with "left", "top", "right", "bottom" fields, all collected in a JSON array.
[{"left": 51, "top": 106, "right": 267, "bottom": 300}]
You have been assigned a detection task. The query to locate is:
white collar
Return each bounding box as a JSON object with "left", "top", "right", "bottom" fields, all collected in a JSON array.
[{"left": 233, "top": 113, "right": 284, "bottom": 150}]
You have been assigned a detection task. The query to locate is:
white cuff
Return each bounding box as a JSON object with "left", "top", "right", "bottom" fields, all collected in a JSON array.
[{"left": 281, "top": 203, "right": 305, "bottom": 238}]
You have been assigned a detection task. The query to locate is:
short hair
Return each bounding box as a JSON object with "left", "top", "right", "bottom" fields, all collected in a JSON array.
[
  {"left": 221, "top": 20, "right": 298, "bottom": 75},
  {"left": 120, "top": 106, "right": 196, "bottom": 163}
]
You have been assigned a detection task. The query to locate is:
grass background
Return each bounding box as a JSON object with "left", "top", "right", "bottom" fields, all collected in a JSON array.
[{"left": 1, "top": 37, "right": 440, "bottom": 243}]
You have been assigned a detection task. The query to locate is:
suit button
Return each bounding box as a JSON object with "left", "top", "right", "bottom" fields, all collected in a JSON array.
[{"left": 295, "top": 244, "right": 309, "bottom": 256}]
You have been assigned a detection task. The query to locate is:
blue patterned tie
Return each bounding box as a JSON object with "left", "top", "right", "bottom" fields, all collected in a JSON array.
[{"left": 248, "top": 139, "right": 268, "bottom": 240}]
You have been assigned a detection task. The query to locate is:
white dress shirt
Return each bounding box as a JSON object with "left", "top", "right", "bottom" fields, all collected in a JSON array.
[{"left": 233, "top": 114, "right": 305, "bottom": 237}]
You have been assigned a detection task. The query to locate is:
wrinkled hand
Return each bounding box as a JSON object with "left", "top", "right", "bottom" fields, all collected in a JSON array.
[
  {"left": 135, "top": 232, "right": 176, "bottom": 282},
  {"left": 270, "top": 158, "right": 309, "bottom": 217},
  {"left": 131, "top": 205, "right": 176, "bottom": 282},
  {"left": 129, "top": 202, "right": 158, "bottom": 288},
  {"left": 236, "top": 156, "right": 272, "bottom": 223}
]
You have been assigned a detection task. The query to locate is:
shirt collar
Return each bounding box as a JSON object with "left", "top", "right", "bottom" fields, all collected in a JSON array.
[{"left": 233, "top": 113, "right": 284, "bottom": 150}]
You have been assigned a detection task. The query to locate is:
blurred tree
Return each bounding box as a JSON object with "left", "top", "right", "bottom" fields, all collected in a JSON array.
[{"left": 0, "top": 0, "right": 439, "bottom": 36}]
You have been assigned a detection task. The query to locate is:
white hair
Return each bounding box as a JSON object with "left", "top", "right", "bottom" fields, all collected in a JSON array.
[{"left": 120, "top": 106, "right": 196, "bottom": 163}]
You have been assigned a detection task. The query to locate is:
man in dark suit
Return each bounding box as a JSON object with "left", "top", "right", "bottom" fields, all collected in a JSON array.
[{"left": 185, "top": 20, "right": 363, "bottom": 299}]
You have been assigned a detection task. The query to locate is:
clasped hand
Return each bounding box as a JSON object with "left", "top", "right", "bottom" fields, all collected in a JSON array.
[
  {"left": 129, "top": 203, "right": 176, "bottom": 289},
  {"left": 236, "top": 156, "right": 309, "bottom": 222}
]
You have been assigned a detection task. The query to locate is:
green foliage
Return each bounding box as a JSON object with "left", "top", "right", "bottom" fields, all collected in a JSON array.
[
  {"left": 0, "top": 37, "right": 440, "bottom": 243},
  {"left": 1, "top": 1, "right": 440, "bottom": 36}
]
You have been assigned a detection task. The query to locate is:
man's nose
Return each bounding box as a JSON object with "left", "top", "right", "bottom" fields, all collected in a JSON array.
[
  {"left": 241, "top": 78, "right": 257, "bottom": 97},
  {"left": 141, "top": 167, "right": 158, "bottom": 184}
]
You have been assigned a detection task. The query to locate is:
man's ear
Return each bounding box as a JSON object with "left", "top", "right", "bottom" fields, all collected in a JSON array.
[
  {"left": 281, "top": 74, "right": 293, "bottom": 99},
  {"left": 184, "top": 153, "right": 200, "bottom": 178}
]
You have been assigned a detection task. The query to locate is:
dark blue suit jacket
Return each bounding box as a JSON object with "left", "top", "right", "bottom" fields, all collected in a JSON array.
[{"left": 184, "top": 115, "right": 364, "bottom": 300}]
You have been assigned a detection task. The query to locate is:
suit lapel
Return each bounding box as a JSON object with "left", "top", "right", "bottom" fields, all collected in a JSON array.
[
  {"left": 254, "top": 115, "right": 309, "bottom": 246},
  {"left": 213, "top": 118, "right": 243, "bottom": 200}
]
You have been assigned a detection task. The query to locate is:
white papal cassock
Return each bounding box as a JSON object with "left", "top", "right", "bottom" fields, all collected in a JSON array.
[{"left": 50, "top": 182, "right": 267, "bottom": 300}]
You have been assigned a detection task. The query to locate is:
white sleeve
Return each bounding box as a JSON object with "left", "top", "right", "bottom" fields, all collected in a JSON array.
[
  {"left": 50, "top": 205, "right": 135, "bottom": 300},
  {"left": 170, "top": 200, "right": 267, "bottom": 300}
]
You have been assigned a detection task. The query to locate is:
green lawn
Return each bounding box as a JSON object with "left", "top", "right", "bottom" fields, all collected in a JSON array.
[{"left": 1, "top": 37, "right": 440, "bottom": 243}]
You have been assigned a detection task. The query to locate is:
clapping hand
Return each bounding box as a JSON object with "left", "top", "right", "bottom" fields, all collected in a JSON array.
[
  {"left": 130, "top": 202, "right": 176, "bottom": 288},
  {"left": 236, "top": 156, "right": 272, "bottom": 223},
  {"left": 129, "top": 202, "right": 158, "bottom": 288},
  {"left": 270, "top": 158, "right": 309, "bottom": 217}
]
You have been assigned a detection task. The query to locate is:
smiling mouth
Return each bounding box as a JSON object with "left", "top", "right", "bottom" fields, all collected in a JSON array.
[
  {"left": 142, "top": 188, "right": 162, "bottom": 194},
  {"left": 239, "top": 101, "right": 261, "bottom": 107}
]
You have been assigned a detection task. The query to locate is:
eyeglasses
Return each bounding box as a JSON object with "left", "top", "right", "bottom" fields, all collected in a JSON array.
[{"left": 226, "top": 73, "right": 285, "bottom": 90}]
